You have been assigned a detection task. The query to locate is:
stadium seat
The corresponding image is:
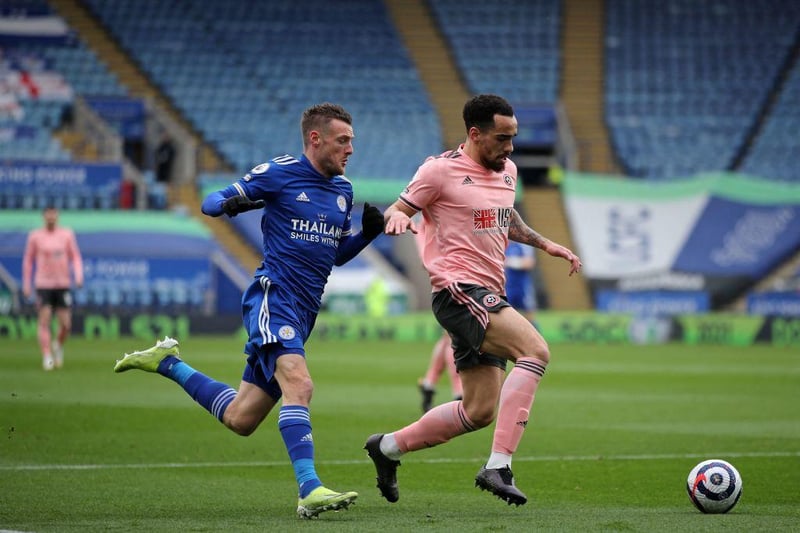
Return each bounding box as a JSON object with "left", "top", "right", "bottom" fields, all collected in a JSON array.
[
  {"left": 428, "top": 0, "right": 561, "bottom": 105},
  {"left": 83, "top": 0, "right": 442, "bottom": 180},
  {"left": 604, "top": 0, "right": 800, "bottom": 179}
]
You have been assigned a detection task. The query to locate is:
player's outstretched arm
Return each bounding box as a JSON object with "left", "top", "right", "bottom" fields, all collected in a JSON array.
[
  {"left": 508, "top": 209, "right": 582, "bottom": 276},
  {"left": 335, "top": 203, "right": 385, "bottom": 266},
  {"left": 202, "top": 188, "right": 264, "bottom": 218},
  {"left": 384, "top": 201, "right": 418, "bottom": 235},
  {"left": 361, "top": 203, "right": 385, "bottom": 240},
  {"left": 542, "top": 241, "right": 582, "bottom": 276}
]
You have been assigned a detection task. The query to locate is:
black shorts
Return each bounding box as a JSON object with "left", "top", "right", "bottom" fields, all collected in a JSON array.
[
  {"left": 36, "top": 288, "right": 72, "bottom": 309},
  {"left": 431, "top": 283, "right": 511, "bottom": 372}
]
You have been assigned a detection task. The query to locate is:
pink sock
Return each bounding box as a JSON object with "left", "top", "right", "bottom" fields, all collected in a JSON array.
[
  {"left": 394, "top": 400, "right": 476, "bottom": 453},
  {"left": 492, "top": 357, "right": 547, "bottom": 455}
]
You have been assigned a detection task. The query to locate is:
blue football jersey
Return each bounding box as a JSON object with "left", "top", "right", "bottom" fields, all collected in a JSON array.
[
  {"left": 504, "top": 241, "right": 536, "bottom": 311},
  {"left": 231, "top": 154, "right": 354, "bottom": 311}
]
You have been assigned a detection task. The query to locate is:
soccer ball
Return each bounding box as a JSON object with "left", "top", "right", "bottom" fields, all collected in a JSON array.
[{"left": 686, "top": 459, "right": 742, "bottom": 514}]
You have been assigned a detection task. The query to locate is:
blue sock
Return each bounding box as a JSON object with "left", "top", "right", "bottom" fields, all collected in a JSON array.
[
  {"left": 157, "top": 356, "right": 236, "bottom": 422},
  {"left": 278, "top": 405, "right": 322, "bottom": 498}
]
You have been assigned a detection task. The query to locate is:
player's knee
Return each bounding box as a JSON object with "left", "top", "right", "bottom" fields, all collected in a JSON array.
[
  {"left": 530, "top": 343, "right": 550, "bottom": 364},
  {"left": 290, "top": 375, "right": 314, "bottom": 402},
  {"left": 222, "top": 404, "right": 262, "bottom": 436},
  {"left": 277, "top": 376, "right": 314, "bottom": 406},
  {"left": 464, "top": 402, "right": 496, "bottom": 428},
  {"left": 225, "top": 414, "right": 260, "bottom": 437}
]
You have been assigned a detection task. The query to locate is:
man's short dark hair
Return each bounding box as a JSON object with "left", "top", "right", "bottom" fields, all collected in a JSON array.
[
  {"left": 463, "top": 94, "right": 514, "bottom": 132},
  {"left": 301, "top": 103, "right": 352, "bottom": 143}
]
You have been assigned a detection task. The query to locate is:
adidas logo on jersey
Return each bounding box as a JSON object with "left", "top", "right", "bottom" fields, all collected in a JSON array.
[
  {"left": 462, "top": 176, "right": 474, "bottom": 185},
  {"left": 296, "top": 192, "right": 310, "bottom": 202}
]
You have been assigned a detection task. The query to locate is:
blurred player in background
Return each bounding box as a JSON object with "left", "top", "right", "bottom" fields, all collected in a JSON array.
[
  {"left": 366, "top": 94, "right": 581, "bottom": 507},
  {"left": 413, "top": 216, "right": 462, "bottom": 412},
  {"left": 417, "top": 331, "right": 462, "bottom": 412},
  {"left": 504, "top": 240, "right": 537, "bottom": 324},
  {"left": 114, "top": 103, "right": 384, "bottom": 518},
  {"left": 22, "top": 206, "right": 83, "bottom": 371}
]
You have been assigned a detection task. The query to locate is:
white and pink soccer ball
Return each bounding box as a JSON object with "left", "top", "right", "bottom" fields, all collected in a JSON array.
[{"left": 686, "top": 459, "right": 742, "bottom": 514}]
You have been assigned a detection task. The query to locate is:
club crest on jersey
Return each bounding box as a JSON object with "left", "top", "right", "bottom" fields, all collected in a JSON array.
[
  {"left": 250, "top": 163, "right": 270, "bottom": 175},
  {"left": 483, "top": 294, "right": 501, "bottom": 307},
  {"left": 278, "top": 326, "right": 296, "bottom": 340},
  {"left": 503, "top": 174, "right": 513, "bottom": 187},
  {"left": 337, "top": 195, "right": 347, "bottom": 212}
]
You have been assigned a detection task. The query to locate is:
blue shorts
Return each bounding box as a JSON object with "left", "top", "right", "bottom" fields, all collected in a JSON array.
[{"left": 240, "top": 276, "right": 316, "bottom": 400}]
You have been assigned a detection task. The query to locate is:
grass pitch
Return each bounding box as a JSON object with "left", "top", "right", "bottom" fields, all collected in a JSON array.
[{"left": 1, "top": 336, "right": 798, "bottom": 532}]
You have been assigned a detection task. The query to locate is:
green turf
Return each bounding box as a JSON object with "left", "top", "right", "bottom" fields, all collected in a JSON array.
[{"left": 1, "top": 337, "right": 798, "bottom": 532}]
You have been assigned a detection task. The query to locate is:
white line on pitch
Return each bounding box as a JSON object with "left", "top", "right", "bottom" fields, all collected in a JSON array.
[{"left": 2, "top": 450, "right": 798, "bottom": 472}]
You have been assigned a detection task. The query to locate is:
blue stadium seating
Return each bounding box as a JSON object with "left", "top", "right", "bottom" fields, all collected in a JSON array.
[
  {"left": 427, "top": 0, "right": 562, "bottom": 105},
  {"left": 83, "top": 0, "right": 442, "bottom": 179},
  {"left": 741, "top": 63, "right": 800, "bottom": 182},
  {"left": 604, "top": 0, "right": 800, "bottom": 179},
  {"left": 0, "top": 1, "right": 131, "bottom": 208}
]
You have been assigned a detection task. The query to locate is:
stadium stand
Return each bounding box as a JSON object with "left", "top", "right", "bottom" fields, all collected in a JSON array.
[
  {"left": 741, "top": 60, "right": 800, "bottom": 182},
  {"left": 0, "top": 0, "right": 147, "bottom": 209},
  {"left": 0, "top": 2, "right": 127, "bottom": 114},
  {"left": 5, "top": 0, "right": 797, "bottom": 317},
  {"left": 82, "top": 0, "right": 442, "bottom": 181},
  {"left": 426, "top": 0, "right": 562, "bottom": 105},
  {"left": 604, "top": 0, "right": 800, "bottom": 179}
]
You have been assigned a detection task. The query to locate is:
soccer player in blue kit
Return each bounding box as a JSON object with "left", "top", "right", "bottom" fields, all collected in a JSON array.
[{"left": 114, "top": 103, "right": 384, "bottom": 518}]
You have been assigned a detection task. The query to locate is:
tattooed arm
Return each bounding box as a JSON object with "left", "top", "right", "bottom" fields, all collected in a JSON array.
[{"left": 508, "top": 209, "right": 583, "bottom": 276}]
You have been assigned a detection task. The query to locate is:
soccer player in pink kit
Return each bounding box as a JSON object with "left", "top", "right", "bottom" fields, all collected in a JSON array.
[
  {"left": 365, "top": 94, "right": 582, "bottom": 506},
  {"left": 22, "top": 207, "right": 83, "bottom": 370}
]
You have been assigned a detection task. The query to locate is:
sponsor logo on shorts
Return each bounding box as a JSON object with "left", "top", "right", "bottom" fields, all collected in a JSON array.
[{"left": 278, "top": 326, "right": 296, "bottom": 340}]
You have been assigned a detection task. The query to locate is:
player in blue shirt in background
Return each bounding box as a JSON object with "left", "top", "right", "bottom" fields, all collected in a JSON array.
[
  {"left": 114, "top": 103, "right": 384, "bottom": 518},
  {"left": 504, "top": 240, "right": 538, "bottom": 324}
]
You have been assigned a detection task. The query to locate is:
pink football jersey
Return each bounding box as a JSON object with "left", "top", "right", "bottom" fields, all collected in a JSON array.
[
  {"left": 23, "top": 227, "right": 83, "bottom": 291},
  {"left": 400, "top": 146, "right": 517, "bottom": 294}
]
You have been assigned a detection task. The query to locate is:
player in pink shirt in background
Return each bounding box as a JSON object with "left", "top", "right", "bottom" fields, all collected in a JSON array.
[
  {"left": 413, "top": 219, "right": 463, "bottom": 412},
  {"left": 22, "top": 207, "right": 83, "bottom": 370},
  {"left": 365, "top": 94, "right": 582, "bottom": 507}
]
